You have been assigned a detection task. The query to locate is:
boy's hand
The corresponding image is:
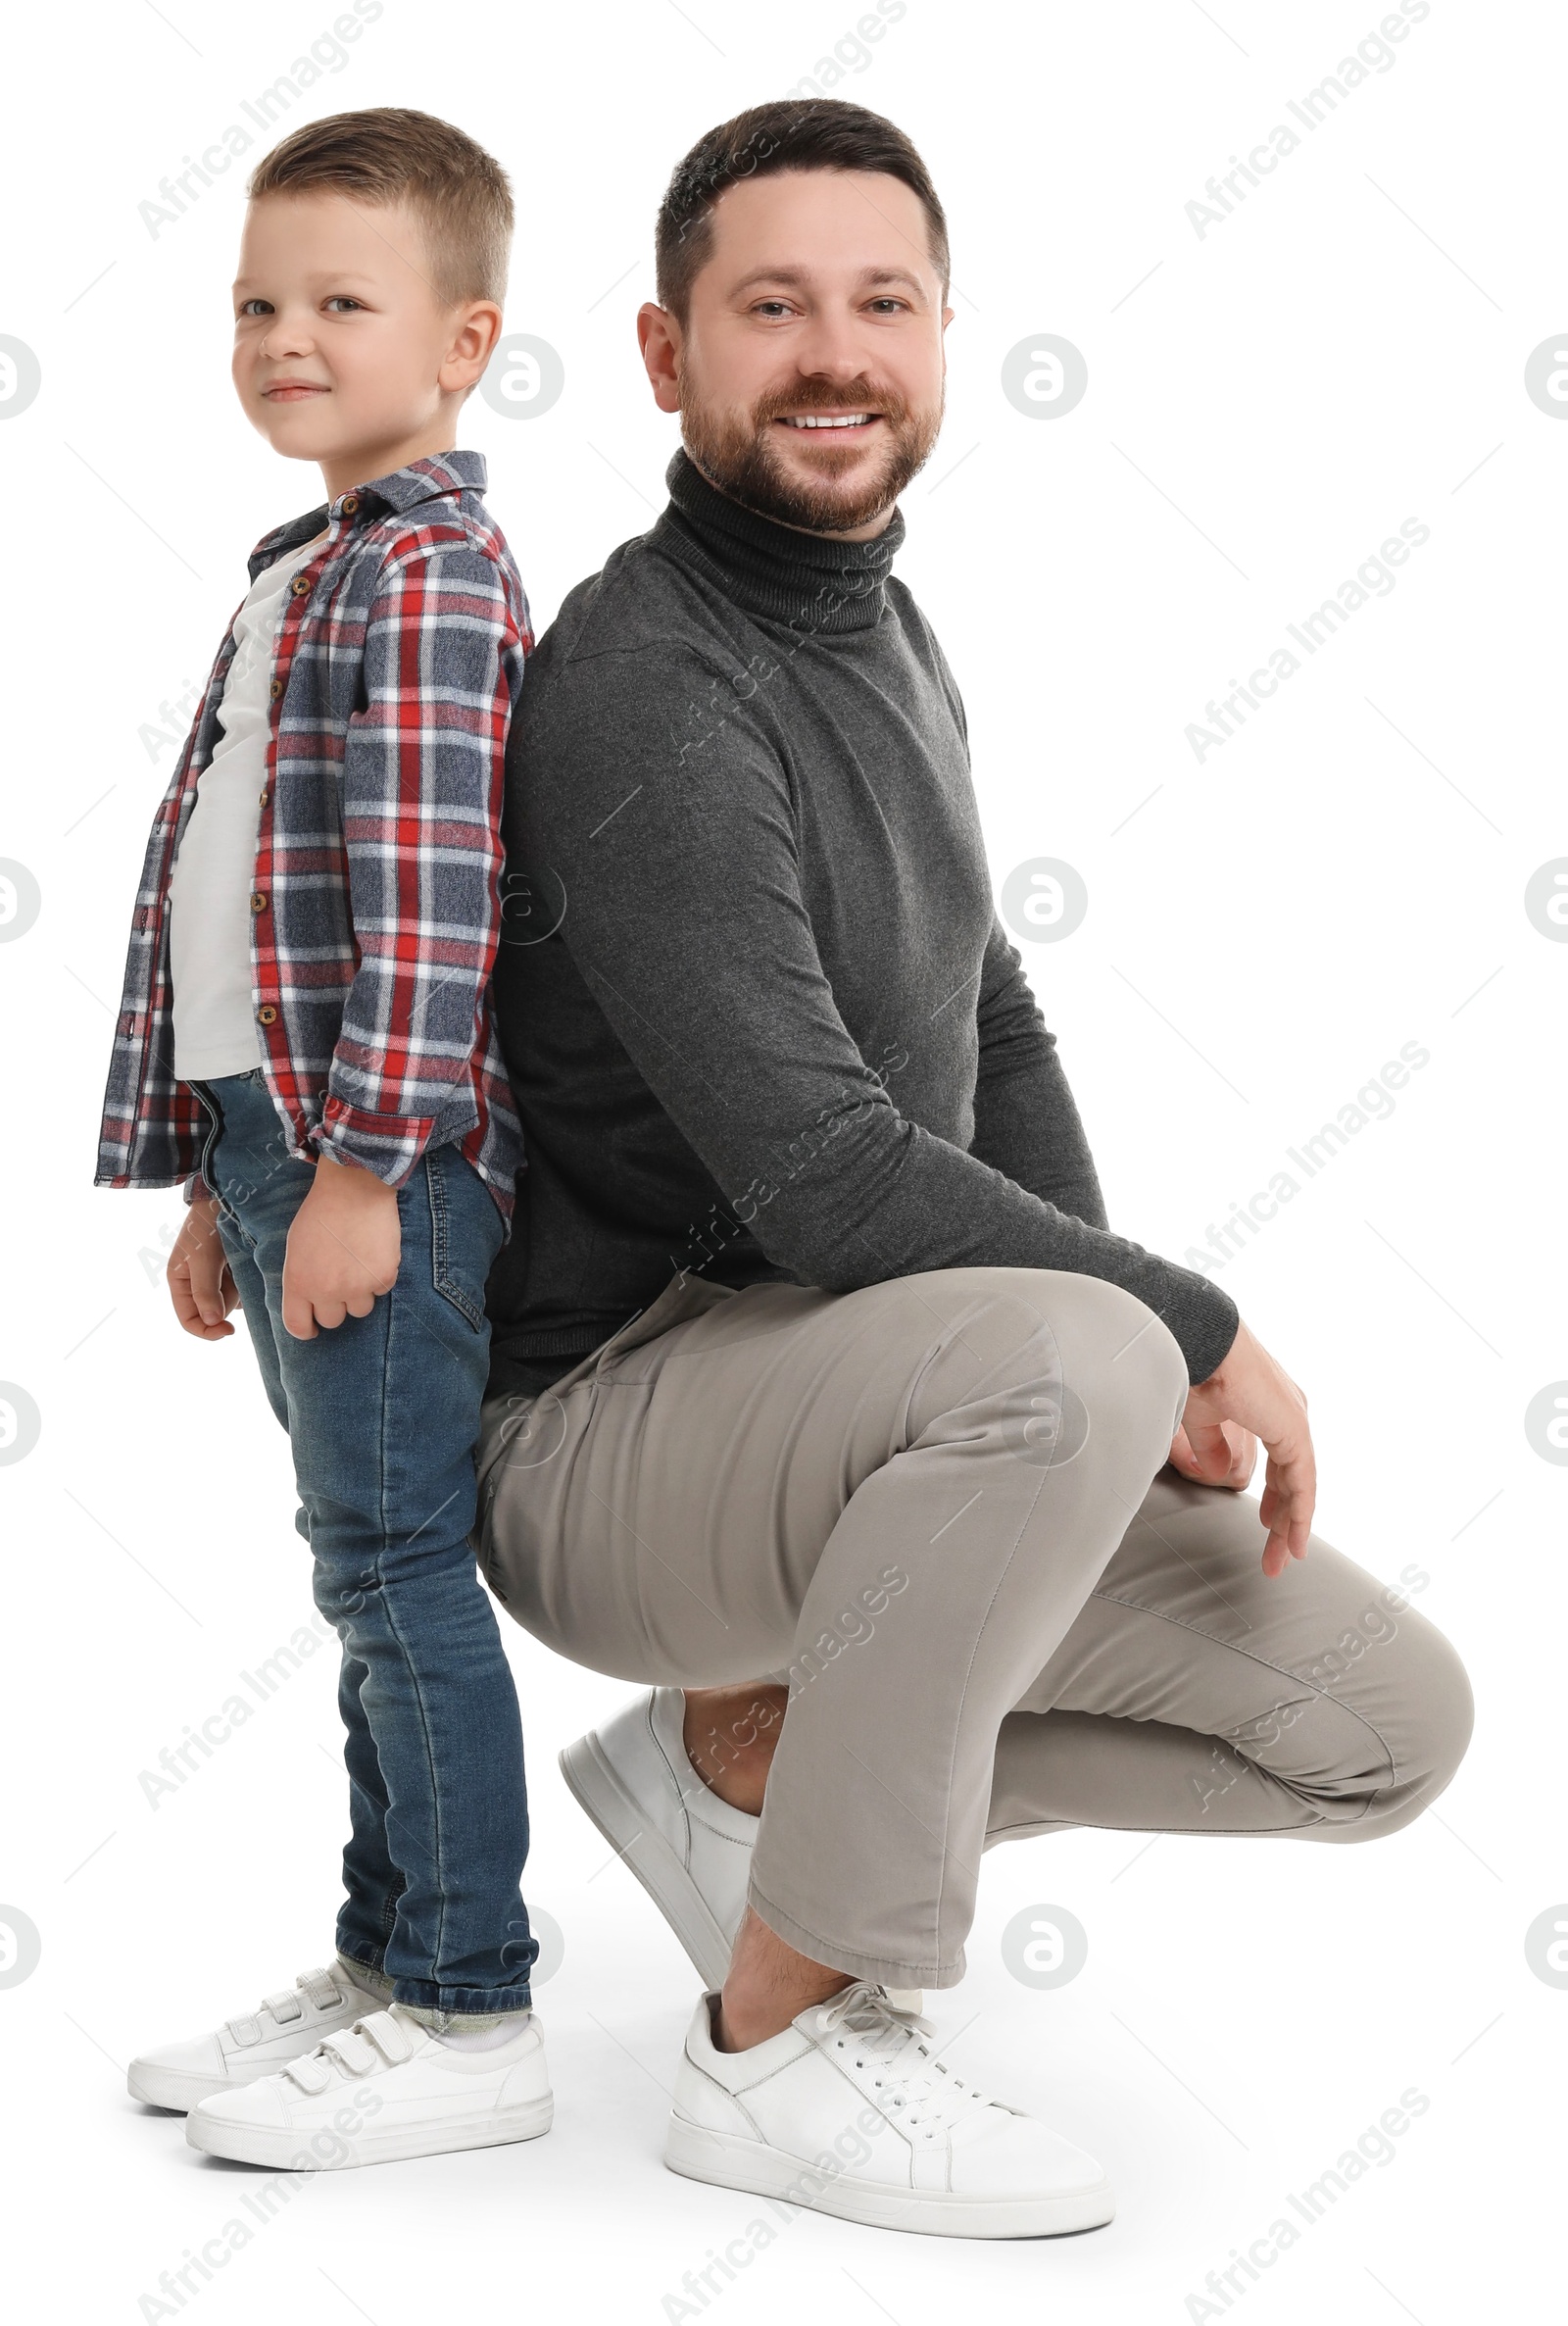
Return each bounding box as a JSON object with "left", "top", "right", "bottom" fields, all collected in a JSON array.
[
  {"left": 168, "top": 1195, "right": 241, "bottom": 1340},
  {"left": 1177, "top": 1318, "right": 1315, "bottom": 1578},
  {"left": 282, "top": 1151, "right": 401, "bottom": 1338}
]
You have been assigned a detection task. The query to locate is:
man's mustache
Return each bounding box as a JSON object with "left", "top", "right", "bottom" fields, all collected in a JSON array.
[{"left": 752, "top": 379, "right": 910, "bottom": 425}]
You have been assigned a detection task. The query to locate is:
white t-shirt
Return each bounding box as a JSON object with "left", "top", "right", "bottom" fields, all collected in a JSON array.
[{"left": 169, "top": 533, "right": 325, "bottom": 1081}]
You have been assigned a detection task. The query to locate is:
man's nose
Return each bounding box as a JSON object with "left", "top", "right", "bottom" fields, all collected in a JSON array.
[{"left": 789, "top": 317, "right": 874, "bottom": 386}]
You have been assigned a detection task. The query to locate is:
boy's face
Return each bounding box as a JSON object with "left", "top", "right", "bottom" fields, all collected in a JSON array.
[{"left": 231, "top": 190, "right": 496, "bottom": 483}]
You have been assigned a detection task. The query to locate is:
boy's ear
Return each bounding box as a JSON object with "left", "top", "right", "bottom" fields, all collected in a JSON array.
[{"left": 441, "top": 300, "right": 504, "bottom": 395}]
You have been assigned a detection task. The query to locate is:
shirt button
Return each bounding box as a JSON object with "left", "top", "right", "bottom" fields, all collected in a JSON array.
[
  {"left": 257, "top": 1005, "right": 278, "bottom": 1026},
  {"left": 340, "top": 494, "right": 359, "bottom": 517},
  {"left": 258, "top": 789, "right": 269, "bottom": 808},
  {"left": 251, "top": 892, "right": 268, "bottom": 913},
  {"left": 290, "top": 574, "right": 311, "bottom": 597},
  {"left": 270, "top": 678, "right": 283, "bottom": 700}
]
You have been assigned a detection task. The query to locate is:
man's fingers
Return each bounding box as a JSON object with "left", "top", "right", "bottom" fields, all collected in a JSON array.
[
  {"left": 1257, "top": 1447, "right": 1315, "bottom": 1573},
  {"left": 1177, "top": 1419, "right": 1235, "bottom": 1482}
]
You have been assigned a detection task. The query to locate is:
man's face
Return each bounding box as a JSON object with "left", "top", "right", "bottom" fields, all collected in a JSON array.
[
  {"left": 231, "top": 191, "right": 491, "bottom": 479},
  {"left": 645, "top": 168, "right": 952, "bottom": 537}
]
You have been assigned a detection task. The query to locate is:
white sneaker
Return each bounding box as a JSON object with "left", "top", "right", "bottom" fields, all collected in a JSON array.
[
  {"left": 127, "top": 1962, "right": 385, "bottom": 2112},
  {"left": 185, "top": 2004, "right": 552, "bottom": 2169},
  {"left": 665, "top": 1982, "right": 1113, "bottom": 2238},
  {"left": 560, "top": 1687, "right": 757, "bottom": 1991},
  {"left": 561, "top": 1689, "right": 924, "bottom": 2010}
]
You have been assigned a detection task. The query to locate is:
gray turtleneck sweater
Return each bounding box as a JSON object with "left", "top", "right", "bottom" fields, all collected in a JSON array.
[{"left": 484, "top": 450, "right": 1240, "bottom": 1397}]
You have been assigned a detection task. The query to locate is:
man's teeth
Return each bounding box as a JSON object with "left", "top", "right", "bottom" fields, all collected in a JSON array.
[{"left": 782, "top": 413, "right": 875, "bottom": 428}]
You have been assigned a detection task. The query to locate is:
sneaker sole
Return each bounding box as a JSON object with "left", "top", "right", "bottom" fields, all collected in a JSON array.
[
  {"left": 559, "top": 1731, "right": 732, "bottom": 1991},
  {"left": 129, "top": 2017, "right": 371, "bottom": 2114},
  {"left": 185, "top": 2095, "right": 554, "bottom": 2169},
  {"left": 128, "top": 2063, "right": 239, "bottom": 2113},
  {"left": 663, "top": 2115, "right": 1114, "bottom": 2239}
]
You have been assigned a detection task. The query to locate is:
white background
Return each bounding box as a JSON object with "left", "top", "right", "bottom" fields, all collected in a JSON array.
[{"left": 1, "top": 1, "right": 1563, "bottom": 2319}]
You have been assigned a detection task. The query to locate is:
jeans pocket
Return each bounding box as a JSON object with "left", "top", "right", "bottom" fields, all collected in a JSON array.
[{"left": 424, "top": 1145, "right": 500, "bottom": 1332}]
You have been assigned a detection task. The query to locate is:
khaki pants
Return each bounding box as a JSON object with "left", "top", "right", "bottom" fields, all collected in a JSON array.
[{"left": 474, "top": 1267, "right": 1473, "bottom": 1989}]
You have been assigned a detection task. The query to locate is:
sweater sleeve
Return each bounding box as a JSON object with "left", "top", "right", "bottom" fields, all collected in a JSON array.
[
  {"left": 528, "top": 648, "right": 1240, "bottom": 1385},
  {"left": 971, "top": 917, "right": 1110, "bottom": 1232}
]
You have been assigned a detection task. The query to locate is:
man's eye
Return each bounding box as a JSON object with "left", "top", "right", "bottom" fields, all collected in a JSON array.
[
  {"left": 867, "top": 299, "right": 907, "bottom": 315},
  {"left": 752, "top": 301, "right": 793, "bottom": 319}
]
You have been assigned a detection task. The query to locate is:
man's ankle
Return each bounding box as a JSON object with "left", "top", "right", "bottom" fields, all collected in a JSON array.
[
  {"left": 715, "top": 1913, "right": 853, "bottom": 2054},
  {"left": 682, "top": 1684, "right": 787, "bottom": 1817},
  {"left": 714, "top": 1970, "right": 851, "bottom": 2054}
]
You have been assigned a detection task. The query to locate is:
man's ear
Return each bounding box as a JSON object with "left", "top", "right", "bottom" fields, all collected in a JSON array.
[{"left": 638, "top": 301, "right": 682, "bottom": 414}]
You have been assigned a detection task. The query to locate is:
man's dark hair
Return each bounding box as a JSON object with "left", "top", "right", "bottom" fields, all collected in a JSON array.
[{"left": 655, "top": 99, "right": 950, "bottom": 322}]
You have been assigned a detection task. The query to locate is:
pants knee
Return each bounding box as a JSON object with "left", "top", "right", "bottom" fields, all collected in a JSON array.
[
  {"left": 900, "top": 1267, "right": 1189, "bottom": 1470},
  {"left": 1315, "top": 1611, "right": 1475, "bottom": 1842},
  {"left": 1400, "top": 1615, "right": 1475, "bottom": 1803},
  {"left": 1026, "top": 1274, "right": 1190, "bottom": 1453}
]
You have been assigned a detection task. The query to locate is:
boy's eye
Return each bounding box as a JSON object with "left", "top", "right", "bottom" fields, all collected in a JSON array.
[
  {"left": 323, "top": 296, "right": 365, "bottom": 314},
  {"left": 237, "top": 299, "right": 272, "bottom": 319}
]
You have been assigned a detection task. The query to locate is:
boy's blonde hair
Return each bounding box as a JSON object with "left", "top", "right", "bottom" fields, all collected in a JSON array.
[{"left": 248, "top": 107, "right": 513, "bottom": 307}]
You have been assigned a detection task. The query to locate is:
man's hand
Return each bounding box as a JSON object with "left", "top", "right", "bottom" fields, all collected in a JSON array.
[
  {"left": 282, "top": 1151, "right": 402, "bottom": 1338},
  {"left": 168, "top": 1195, "right": 241, "bottom": 1340},
  {"left": 1178, "top": 1318, "right": 1314, "bottom": 1577},
  {"left": 1167, "top": 1415, "right": 1257, "bottom": 1493}
]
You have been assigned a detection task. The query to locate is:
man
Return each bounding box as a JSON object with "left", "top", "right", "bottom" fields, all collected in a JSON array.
[{"left": 477, "top": 99, "right": 1472, "bottom": 2238}]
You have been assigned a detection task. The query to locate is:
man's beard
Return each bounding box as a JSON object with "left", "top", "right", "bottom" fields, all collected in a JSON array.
[{"left": 680, "top": 373, "right": 943, "bottom": 533}]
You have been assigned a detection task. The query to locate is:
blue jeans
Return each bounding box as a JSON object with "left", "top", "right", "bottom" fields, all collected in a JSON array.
[{"left": 190, "top": 1069, "right": 535, "bottom": 2017}]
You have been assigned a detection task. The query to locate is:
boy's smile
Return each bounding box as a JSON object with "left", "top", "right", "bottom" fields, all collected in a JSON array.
[{"left": 231, "top": 189, "right": 501, "bottom": 497}]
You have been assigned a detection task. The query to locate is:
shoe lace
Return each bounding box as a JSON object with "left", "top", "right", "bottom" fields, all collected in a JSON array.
[
  {"left": 817, "top": 1982, "right": 997, "bottom": 2137},
  {"left": 224, "top": 1964, "right": 347, "bottom": 2048}
]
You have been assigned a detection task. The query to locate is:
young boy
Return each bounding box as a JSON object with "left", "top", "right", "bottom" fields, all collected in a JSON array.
[{"left": 95, "top": 108, "right": 550, "bottom": 2169}]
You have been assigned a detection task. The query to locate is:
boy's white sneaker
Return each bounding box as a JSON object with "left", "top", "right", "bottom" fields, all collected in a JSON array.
[
  {"left": 560, "top": 1688, "right": 923, "bottom": 2010},
  {"left": 127, "top": 1962, "right": 385, "bottom": 2112},
  {"left": 665, "top": 1981, "right": 1114, "bottom": 2239},
  {"left": 185, "top": 2003, "right": 552, "bottom": 2169}
]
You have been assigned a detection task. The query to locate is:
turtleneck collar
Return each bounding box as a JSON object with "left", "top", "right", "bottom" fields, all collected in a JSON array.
[{"left": 655, "top": 446, "right": 905, "bottom": 635}]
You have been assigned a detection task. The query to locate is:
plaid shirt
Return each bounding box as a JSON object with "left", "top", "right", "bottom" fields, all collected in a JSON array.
[{"left": 95, "top": 450, "right": 529, "bottom": 1225}]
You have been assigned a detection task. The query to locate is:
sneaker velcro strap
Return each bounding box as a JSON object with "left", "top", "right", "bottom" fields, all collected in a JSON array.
[
  {"left": 282, "top": 2051, "right": 335, "bottom": 2096},
  {"left": 264, "top": 1988, "right": 303, "bottom": 2023},
  {"left": 298, "top": 1968, "right": 343, "bottom": 2012},
  {"left": 361, "top": 2011, "right": 414, "bottom": 2066},
  {"left": 320, "top": 2027, "right": 380, "bottom": 2077}
]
